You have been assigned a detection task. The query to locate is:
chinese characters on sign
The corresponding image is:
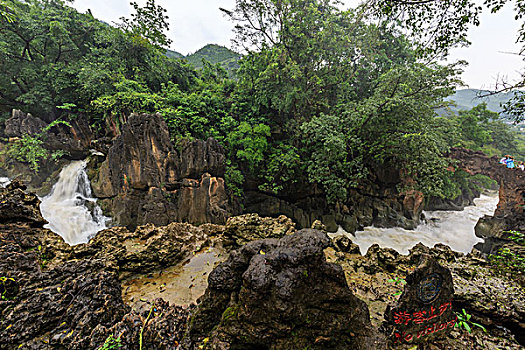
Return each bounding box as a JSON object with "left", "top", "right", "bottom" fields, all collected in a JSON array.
[
  {"left": 384, "top": 255, "right": 456, "bottom": 345},
  {"left": 392, "top": 301, "right": 457, "bottom": 344}
]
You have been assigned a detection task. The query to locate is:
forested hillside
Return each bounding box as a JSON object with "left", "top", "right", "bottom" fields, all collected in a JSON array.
[
  {"left": 0, "top": 0, "right": 523, "bottom": 212},
  {"left": 444, "top": 89, "right": 517, "bottom": 116},
  {"left": 184, "top": 44, "right": 241, "bottom": 73}
]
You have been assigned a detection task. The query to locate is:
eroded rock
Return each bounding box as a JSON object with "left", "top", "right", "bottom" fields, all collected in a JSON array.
[
  {"left": 90, "top": 113, "right": 237, "bottom": 228},
  {"left": 222, "top": 213, "right": 296, "bottom": 246},
  {"left": 184, "top": 229, "right": 385, "bottom": 350}
]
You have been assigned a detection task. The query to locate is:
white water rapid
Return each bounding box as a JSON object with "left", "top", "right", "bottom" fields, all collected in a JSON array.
[
  {"left": 334, "top": 192, "right": 499, "bottom": 255},
  {"left": 40, "top": 160, "right": 110, "bottom": 245},
  {"left": 0, "top": 177, "right": 10, "bottom": 188}
]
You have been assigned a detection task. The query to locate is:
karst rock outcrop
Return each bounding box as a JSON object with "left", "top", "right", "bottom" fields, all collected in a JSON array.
[
  {"left": 89, "top": 113, "right": 238, "bottom": 229},
  {"left": 0, "top": 181, "right": 196, "bottom": 350},
  {"left": 183, "top": 229, "right": 386, "bottom": 350},
  {"left": 244, "top": 165, "right": 424, "bottom": 234}
]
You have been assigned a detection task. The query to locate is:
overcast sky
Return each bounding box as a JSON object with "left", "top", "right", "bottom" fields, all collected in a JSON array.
[{"left": 71, "top": 0, "right": 525, "bottom": 90}]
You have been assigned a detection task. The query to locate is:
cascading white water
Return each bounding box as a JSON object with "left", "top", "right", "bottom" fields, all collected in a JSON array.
[
  {"left": 40, "top": 160, "right": 110, "bottom": 245},
  {"left": 334, "top": 192, "right": 499, "bottom": 255},
  {"left": 0, "top": 177, "right": 10, "bottom": 188}
]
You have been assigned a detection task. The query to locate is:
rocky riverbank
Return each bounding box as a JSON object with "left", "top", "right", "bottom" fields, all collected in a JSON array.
[
  {"left": 1, "top": 180, "right": 524, "bottom": 349},
  {"left": 1, "top": 110, "right": 432, "bottom": 234}
]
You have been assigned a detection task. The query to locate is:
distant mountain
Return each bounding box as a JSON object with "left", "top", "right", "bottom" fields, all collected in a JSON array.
[
  {"left": 184, "top": 44, "right": 242, "bottom": 74},
  {"left": 166, "top": 49, "right": 183, "bottom": 59},
  {"left": 444, "top": 89, "right": 518, "bottom": 116}
]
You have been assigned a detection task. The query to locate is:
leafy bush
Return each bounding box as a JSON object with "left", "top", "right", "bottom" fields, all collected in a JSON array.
[
  {"left": 2, "top": 120, "right": 71, "bottom": 172},
  {"left": 488, "top": 231, "right": 525, "bottom": 280}
]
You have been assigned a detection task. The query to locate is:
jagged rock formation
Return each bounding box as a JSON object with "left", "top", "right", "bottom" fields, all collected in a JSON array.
[
  {"left": 222, "top": 213, "right": 296, "bottom": 246},
  {"left": 89, "top": 113, "right": 237, "bottom": 229},
  {"left": 183, "top": 229, "right": 386, "bottom": 350},
  {"left": 244, "top": 167, "right": 424, "bottom": 234},
  {"left": 449, "top": 148, "right": 525, "bottom": 253}
]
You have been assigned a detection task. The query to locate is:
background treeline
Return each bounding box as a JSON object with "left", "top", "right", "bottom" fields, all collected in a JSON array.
[{"left": 0, "top": 0, "right": 521, "bottom": 203}]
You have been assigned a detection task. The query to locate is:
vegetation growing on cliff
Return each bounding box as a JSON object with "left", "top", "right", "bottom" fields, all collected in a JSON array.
[{"left": 0, "top": 0, "right": 521, "bottom": 202}]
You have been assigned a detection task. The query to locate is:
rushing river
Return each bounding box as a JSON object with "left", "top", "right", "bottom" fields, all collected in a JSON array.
[
  {"left": 334, "top": 192, "right": 499, "bottom": 255},
  {"left": 40, "top": 160, "right": 110, "bottom": 245}
]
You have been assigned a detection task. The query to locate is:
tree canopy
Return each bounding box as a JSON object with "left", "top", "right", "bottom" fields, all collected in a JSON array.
[{"left": 1, "top": 0, "right": 522, "bottom": 207}]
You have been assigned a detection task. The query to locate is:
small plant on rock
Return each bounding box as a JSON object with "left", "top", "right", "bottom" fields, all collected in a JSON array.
[
  {"left": 388, "top": 276, "right": 406, "bottom": 296},
  {"left": 455, "top": 308, "right": 486, "bottom": 333},
  {"left": 99, "top": 334, "right": 122, "bottom": 350},
  {"left": 507, "top": 230, "right": 525, "bottom": 245}
]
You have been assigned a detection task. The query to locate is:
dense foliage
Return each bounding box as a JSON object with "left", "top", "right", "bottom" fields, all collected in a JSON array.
[
  {"left": 0, "top": 0, "right": 194, "bottom": 124},
  {"left": 368, "top": 0, "right": 525, "bottom": 124},
  {"left": 1, "top": 0, "right": 522, "bottom": 204}
]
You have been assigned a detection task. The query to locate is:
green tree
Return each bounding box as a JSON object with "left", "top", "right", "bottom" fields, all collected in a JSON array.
[
  {"left": 0, "top": 0, "right": 15, "bottom": 23},
  {"left": 118, "top": 0, "right": 172, "bottom": 49},
  {"left": 0, "top": 0, "right": 193, "bottom": 128},
  {"left": 367, "top": 0, "right": 525, "bottom": 123},
  {"left": 366, "top": 0, "right": 482, "bottom": 57}
]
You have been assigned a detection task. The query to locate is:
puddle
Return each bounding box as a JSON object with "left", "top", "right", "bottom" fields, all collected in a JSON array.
[{"left": 121, "top": 246, "right": 226, "bottom": 310}]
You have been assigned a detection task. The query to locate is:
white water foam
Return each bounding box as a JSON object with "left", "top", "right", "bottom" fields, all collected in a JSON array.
[
  {"left": 333, "top": 192, "right": 499, "bottom": 255},
  {"left": 40, "top": 160, "right": 110, "bottom": 245},
  {"left": 0, "top": 177, "right": 10, "bottom": 188}
]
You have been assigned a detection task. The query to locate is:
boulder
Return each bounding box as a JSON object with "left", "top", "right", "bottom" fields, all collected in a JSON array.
[{"left": 183, "top": 229, "right": 385, "bottom": 349}]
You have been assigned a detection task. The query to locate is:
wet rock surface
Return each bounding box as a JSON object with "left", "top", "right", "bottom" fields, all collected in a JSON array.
[
  {"left": 89, "top": 113, "right": 238, "bottom": 229},
  {"left": 222, "top": 213, "right": 296, "bottom": 246},
  {"left": 183, "top": 229, "right": 386, "bottom": 350},
  {"left": 0, "top": 182, "right": 199, "bottom": 350},
  {"left": 325, "top": 241, "right": 525, "bottom": 349}
]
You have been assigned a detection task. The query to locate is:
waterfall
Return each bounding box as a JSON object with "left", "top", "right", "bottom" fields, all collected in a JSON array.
[
  {"left": 40, "top": 160, "right": 110, "bottom": 245},
  {"left": 334, "top": 192, "right": 499, "bottom": 255}
]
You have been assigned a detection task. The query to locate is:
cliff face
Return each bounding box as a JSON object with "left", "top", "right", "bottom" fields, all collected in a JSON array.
[
  {"left": 448, "top": 148, "right": 525, "bottom": 252},
  {"left": 90, "top": 113, "right": 238, "bottom": 229},
  {"left": 1, "top": 110, "right": 93, "bottom": 194},
  {"left": 244, "top": 167, "right": 424, "bottom": 233}
]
